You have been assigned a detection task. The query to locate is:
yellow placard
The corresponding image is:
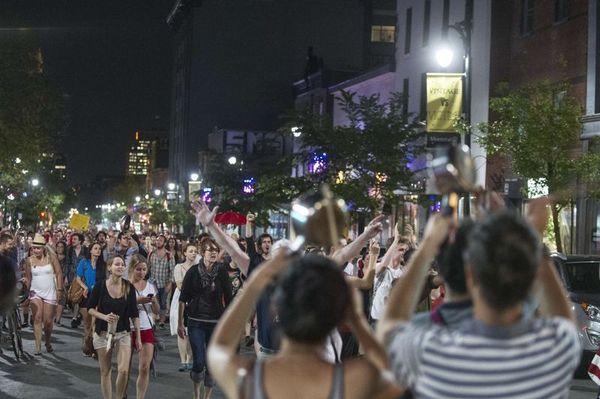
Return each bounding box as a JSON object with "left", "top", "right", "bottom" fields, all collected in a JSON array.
[
  {"left": 426, "top": 73, "right": 463, "bottom": 133},
  {"left": 69, "top": 213, "right": 90, "bottom": 230}
]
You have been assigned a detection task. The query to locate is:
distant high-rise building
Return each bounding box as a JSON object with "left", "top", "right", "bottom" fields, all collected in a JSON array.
[{"left": 127, "top": 130, "right": 152, "bottom": 176}]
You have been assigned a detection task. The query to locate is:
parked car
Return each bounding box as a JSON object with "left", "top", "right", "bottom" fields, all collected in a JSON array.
[{"left": 551, "top": 253, "right": 600, "bottom": 376}]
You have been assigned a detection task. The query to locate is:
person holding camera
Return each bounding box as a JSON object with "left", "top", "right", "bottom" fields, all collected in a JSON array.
[{"left": 129, "top": 254, "right": 159, "bottom": 399}]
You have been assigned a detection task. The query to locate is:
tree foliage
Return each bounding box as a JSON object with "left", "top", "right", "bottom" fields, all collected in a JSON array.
[
  {"left": 202, "top": 91, "right": 424, "bottom": 224},
  {"left": 476, "top": 82, "right": 598, "bottom": 252},
  {"left": 0, "top": 34, "right": 64, "bottom": 193}
]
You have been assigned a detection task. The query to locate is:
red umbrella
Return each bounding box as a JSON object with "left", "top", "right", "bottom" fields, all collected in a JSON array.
[{"left": 214, "top": 210, "right": 247, "bottom": 225}]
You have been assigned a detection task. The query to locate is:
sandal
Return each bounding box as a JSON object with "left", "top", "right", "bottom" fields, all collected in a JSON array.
[{"left": 46, "top": 344, "right": 54, "bottom": 353}]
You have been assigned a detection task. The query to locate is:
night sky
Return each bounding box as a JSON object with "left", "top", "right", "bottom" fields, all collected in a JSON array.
[{"left": 2, "top": 1, "right": 173, "bottom": 184}]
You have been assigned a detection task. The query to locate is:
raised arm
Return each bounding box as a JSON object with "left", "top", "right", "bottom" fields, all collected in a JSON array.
[
  {"left": 377, "top": 214, "right": 452, "bottom": 342},
  {"left": 208, "top": 251, "right": 289, "bottom": 399},
  {"left": 332, "top": 214, "right": 384, "bottom": 266},
  {"left": 346, "top": 239, "right": 379, "bottom": 290},
  {"left": 192, "top": 200, "right": 250, "bottom": 276},
  {"left": 528, "top": 197, "right": 575, "bottom": 323}
]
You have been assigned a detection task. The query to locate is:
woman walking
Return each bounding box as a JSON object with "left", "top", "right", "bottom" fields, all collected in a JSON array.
[
  {"left": 88, "top": 255, "right": 141, "bottom": 399},
  {"left": 23, "top": 233, "right": 64, "bottom": 355},
  {"left": 53, "top": 240, "right": 68, "bottom": 325},
  {"left": 170, "top": 243, "right": 196, "bottom": 372},
  {"left": 129, "top": 254, "right": 159, "bottom": 399},
  {"left": 74, "top": 242, "right": 106, "bottom": 351},
  {"left": 178, "top": 237, "right": 233, "bottom": 399}
]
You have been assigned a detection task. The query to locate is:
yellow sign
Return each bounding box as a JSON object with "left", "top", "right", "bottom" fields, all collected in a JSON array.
[
  {"left": 69, "top": 214, "right": 90, "bottom": 230},
  {"left": 426, "top": 73, "right": 463, "bottom": 133}
]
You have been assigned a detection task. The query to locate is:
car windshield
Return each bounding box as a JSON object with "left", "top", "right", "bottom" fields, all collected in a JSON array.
[{"left": 564, "top": 261, "right": 600, "bottom": 292}]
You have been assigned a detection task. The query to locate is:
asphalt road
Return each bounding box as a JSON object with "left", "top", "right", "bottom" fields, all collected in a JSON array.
[
  {"left": 0, "top": 311, "right": 226, "bottom": 399},
  {"left": 0, "top": 312, "right": 598, "bottom": 399}
]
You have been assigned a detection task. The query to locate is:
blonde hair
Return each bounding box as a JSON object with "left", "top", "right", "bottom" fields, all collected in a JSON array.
[
  {"left": 106, "top": 255, "right": 130, "bottom": 297},
  {"left": 128, "top": 254, "right": 148, "bottom": 281}
]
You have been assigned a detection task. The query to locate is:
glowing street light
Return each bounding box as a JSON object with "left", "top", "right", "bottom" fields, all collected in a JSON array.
[
  {"left": 190, "top": 173, "right": 199, "bottom": 181},
  {"left": 167, "top": 182, "right": 176, "bottom": 191},
  {"left": 435, "top": 45, "right": 454, "bottom": 68},
  {"left": 15, "top": 157, "right": 21, "bottom": 164},
  {"left": 228, "top": 156, "right": 237, "bottom": 165},
  {"left": 291, "top": 126, "right": 302, "bottom": 138},
  {"left": 31, "top": 178, "right": 39, "bottom": 187},
  {"left": 154, "top": 189, "right": 162, "bottom": 196},
  {"left": 135, "top": 196, "right": 141, "bottom": 203}
]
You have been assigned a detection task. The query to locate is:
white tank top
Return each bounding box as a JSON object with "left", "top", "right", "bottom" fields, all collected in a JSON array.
[{"left": 31, "top": 263, "right": 57, "bottom": 301}]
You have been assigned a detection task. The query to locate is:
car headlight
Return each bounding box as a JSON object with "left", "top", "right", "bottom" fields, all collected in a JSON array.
[{"left": 581, "top": 303, "right": 600, "bottom": 322}]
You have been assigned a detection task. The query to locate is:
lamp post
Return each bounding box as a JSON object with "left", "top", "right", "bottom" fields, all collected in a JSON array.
[{"left": 435, "top": 0, "right": 473, "bottom": 215}]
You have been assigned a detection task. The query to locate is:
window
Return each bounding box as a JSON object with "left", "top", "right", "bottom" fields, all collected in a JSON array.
[
  {"left": 402, "top": 78, "right": 409, "bottom": 118},
  {"left": 423, "top": 0, "right": 431, "bottom": 46},
  {"left": 370, "top": 25, "right": 395, "bottom": 43},
  {"left": 555, "top": 0, "right": 570, "bottom": 22},
  {"left": 442, "top": 0, "right": 450, "bottom": 38},
  {"left": 520, "top": 0, "right": 535, "bottom": 36},
  {"left": 404, "top": 8, "right": 412, "bottom": 54}
]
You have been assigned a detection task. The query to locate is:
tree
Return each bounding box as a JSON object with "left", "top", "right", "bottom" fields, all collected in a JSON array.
[
  {"left": 202, "top": 91, "right": 424, "bottom": 224},
  {"left": 476, "top": 82, "right": 600, "bottom": 252},
  {"left": 0, "top": 34, "right": 64, "bottom": 195},
  {"left": 279, "top": 91, "right": 424, "bottom": 212}
]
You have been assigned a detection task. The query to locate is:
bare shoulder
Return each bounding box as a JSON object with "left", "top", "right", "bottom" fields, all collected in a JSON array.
[{"left": 343, "top": 358, "right": 380, "bottom": 394}]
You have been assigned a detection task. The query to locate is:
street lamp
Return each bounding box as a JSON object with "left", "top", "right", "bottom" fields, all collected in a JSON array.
[
  {"left": 167, "top": 182, "right": 176, "bottom": 191},
  {"left": 135, "top": 196, "right": 141, "bottom": 203},
  {"left": 291, "top": 126, "right": 302, "bottom": 138},
  {"left": 154, "top": 189, "right": 162, "bottom": 196},
  {"left": 227, "top": 156, "right": 237, "bottom": 165},
  {"left": 31, "top": 178, "right": 39, "bottom": 187},
  {"left": 434, "top": 0, "right": 473, "bottom": 215},
  {"left": 435, "top": 46, "right": 454, "bottom": 68},
  {"left": 190, "top": 173, "right": 199, "bottom": 181}
]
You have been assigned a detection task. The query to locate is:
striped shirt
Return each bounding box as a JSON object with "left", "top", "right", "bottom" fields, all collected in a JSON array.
[{"left": 387, "top": 316, "right": 580, "bottom": 399}]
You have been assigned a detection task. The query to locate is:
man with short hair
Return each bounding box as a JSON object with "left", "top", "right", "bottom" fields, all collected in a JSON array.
[
  {"left": 148, "top": 234, "right": 175, "bottom": 328},
  {"left": 103, "top": 231, "right": 137, "bottom": 268},
  {"left": 379, "top": 202, "right": 580, "bottom": 398},
  {"left": 95, "top": 230, "right": 107, "bottom": 250}
]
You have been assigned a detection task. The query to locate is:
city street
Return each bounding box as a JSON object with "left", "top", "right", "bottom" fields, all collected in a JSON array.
[
  {"left": 0, "top": 312, "right": 597, "bottom": 398},
  {"left": 0, "top": 312, "right": 226, "bottom": 399}
]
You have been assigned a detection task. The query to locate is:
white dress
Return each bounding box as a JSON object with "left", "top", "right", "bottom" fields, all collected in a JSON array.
[
  {"left": 30, "top": 264, "right": 57, "bottom": 303},
  {"left": 170, "top": 263, "right": 193, "bottom": 336}
]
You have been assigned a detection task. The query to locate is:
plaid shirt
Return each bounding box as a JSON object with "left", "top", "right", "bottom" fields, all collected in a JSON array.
[
  {"left": 16, "top": 245, "right": 28, "bottom": 266},
  {"left": 149, "top": 251, "right": 175, "bottom": 288}
]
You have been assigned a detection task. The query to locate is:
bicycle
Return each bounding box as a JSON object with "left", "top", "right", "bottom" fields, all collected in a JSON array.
[{"left": 3, "top": 280, "right": 28, "bottom": 360}]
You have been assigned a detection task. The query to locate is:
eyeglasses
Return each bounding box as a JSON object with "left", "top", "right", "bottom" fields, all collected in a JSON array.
[{"left": 204, "top": 247, "right": 219, "bottom": 253}]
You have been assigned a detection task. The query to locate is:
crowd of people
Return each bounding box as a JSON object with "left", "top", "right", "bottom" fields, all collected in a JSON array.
[{"left": 0, "top": 195, "right": 590, "bottom": 398}]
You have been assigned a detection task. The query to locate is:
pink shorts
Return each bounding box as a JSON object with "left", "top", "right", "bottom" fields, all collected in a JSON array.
[{"left": 29, "top": 291, "right": 57, "bottom": 305}]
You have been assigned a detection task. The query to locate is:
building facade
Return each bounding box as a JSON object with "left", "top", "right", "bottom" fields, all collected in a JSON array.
[
  {"left": 166, "top": 0, "right": 390, "bottom": 188},
  {"left": 395, "top": 0, "right": 492, "bottom": 188}
]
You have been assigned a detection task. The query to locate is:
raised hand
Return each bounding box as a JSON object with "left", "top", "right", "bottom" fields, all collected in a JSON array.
[
  {"left": 191, "top": 199, "right": 219, "bottom": 227},
  {"left": 422, "top": 213, "right": 454, "bottom": 251},
  {"left": 364, "top": 214, "right": 385, "bottom": 239},
  {"left": 526, "top": 196, "right": 550, "bottom": 235}
]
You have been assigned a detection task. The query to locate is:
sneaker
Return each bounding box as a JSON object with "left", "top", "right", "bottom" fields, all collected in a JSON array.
[
  {"left": 178, "top": 363, "right": 187, "bottom": 372},
  {"left": 158, "top": 323, "right": 166, "bottom": 330},
  {"left": 186, "top": 363, "right": 193, "bottom": 371},
  {"left": 70, "top": 318, "right": 79, "bottom": 328}
]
